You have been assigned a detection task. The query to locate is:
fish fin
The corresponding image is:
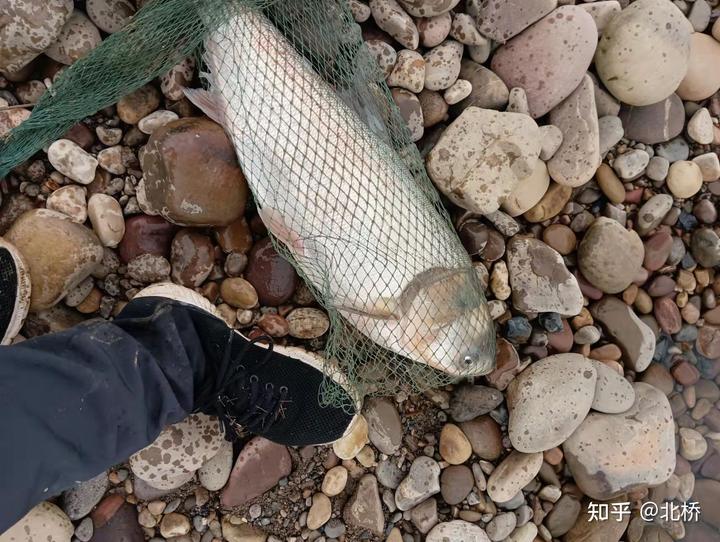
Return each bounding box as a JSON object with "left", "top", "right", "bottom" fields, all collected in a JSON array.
[
  {"left": 336, "top": 296, "right": 400, "bottom": 320},
  {"left": 258, "top": 206, "right": 305, "bottom": 256},
  {"left": 183, "top": 87, "right": 226, "bottom": 126}
]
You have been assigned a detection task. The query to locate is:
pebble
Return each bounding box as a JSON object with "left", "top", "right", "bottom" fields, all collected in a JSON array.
[
  {"left": 548, "top": 75, "right": 601, "bottom": 187},
  {"left": 506, "top": 523, "right": 538, "bottom": 542},
  {"left": 440, "top": 465, "right": 474, "bottom": 505},
  {"left": 159, "top": 513, "right": 191, "bottom": 538},
  {"left": 459, "top": 415, "right": 503, "bottom": 461},
  {"left": 1, "top": 502, "right": 74, "bottom": 542},
  {"left": 74, "top": 517, "right": 93, "bottom": 542},
  {"left": 506, "top": 237, "right": 583, "bottom": 317},
  {"left": 667, "top": 160, "right": 704, "bottom": 199},
  {"left": 443, "top": 79, "right": 472, "bottom": 105},
  {"left": 198, "top": 438, "right": 233, "bottom": 491},
  {"left": 476, "top": 0, "right": 556, "bottom": 43},
  {"left": 0, "top": 103, "right": 30, "bottom": 138},
  {"left": 129, "top": 414, "right": 223, "bottom": 488},
  {"left": 46, "top": 185, "right": 87, "bottom": 223},
  {"left": 386, "top": 49, "right": 425, "bottom": 93},
  {"left": 332, "top": 414, "right": 369, "bottom": 460},
  {"left": 322, "top": 465, "right": 348, "bottom": 496},
  {"left": 538, "top": 125, "right": 563, "bottom": 161},
  {"left": 590, "top": 359, "right": 635, "bottom": 414},
  {"left": 398, "top": 0, "right": 460, "bottom": 17},
  {"left": 221, "top": 436, "right": 292, "bottom": 507},
  {"left": 687, "top": 107, "right": 714, "bottom": 145},
  {"left": 87, "top": 194, "right": 125, "bottom": 248},
  {"left": 486, "top": 511, "right": 517, "bottom": 542},
  {"left": 487, "top": 450, "right": 543, "bottom": 503},
  {"left": 0, "top": 0, "right": 73, "bottom": 72},
  {"left": 44, "top": 11, "right": 102, "bottom": 66},
  {"left": 679, "top": 427, "right": 707, "bottom": 461},
  {"left": 363, "top": 397, "right": 403, "bottom": 455},
  {"left": 578, "top": 217, "right": 644, "bottom": 293},
  {"left": 524, "top": 182, "right": 572, "bottom": 223},
  {"left": 545, "top": 494, "right": 581, "bottom": 537},
  {"left": 646, "top": 155, "right": 670, "bottom": 182},
  {"left": 6, "top": 209, "right": 103, "bottom": 311},
  {"left": 62, "top": 471, "right": 109, "bottom": 520},
  {"left": 656, "top": 136, "right": 690, "bottom": 163},
  {"left": 598, "top": 115, "right": 624, "bottom": 156},
  {"left": 118, "top": 215, "right": 176, "bottom": 263},
  {"left": 418, "top": 13, "right": 452, "bottom": 48},
  {"left": 370, "top": 0, "right": 419, "bottom": 49},
  {"left": 618, "top": 94, "right": 685, "bottom": 144},
  {"left": 220, "top": 278, "right": 258, "bottom": 309},
  {"left": 507, "top": 353, "right": 597, "bottom": 452},
  {"left": 160, "top": 57, "right": 195, "bottom": 101},
  {"left": 48, "top": 139, "right": 98, "bottom": 185},
  {"left": 365, "top": 40, "right": 397, "bottom": 79},
  {"left": 595, "top": 164, "right": 624, "bottom": 204},
  {"left": 307, "top": 493, "right": 332, "bottom": 530},
  {"left": 117, "top": 84, "right": 161, "bottom": 125},
  {"left": 221, "top": 518, "right": 266, "bottom": 542},
  {"left": 126, "top": 254, "right": 171, "bottom": 283},
  {"left": 643, "top": 231, "right": 673, "bottom": 271},
  {"left": 501, "top": 161, "right": 550, "bottom": 218},
  {"left": 423, "top": 40, "right": 463, "bottom": 91},
  {"left": 581, "top": 1, "right": 621, "bottom": 33},
  {"left": 86, "top": 0, "right": 135, "bottom": 33},
  {"left": 141, "top": 118, "right": 248, "bottom": 226},
  {"left": 395, "top": 456, "right": 441, "bottom": 510},
  {"left": 691, "top": 228, "right": 720, "bottom": 267},
  {"left": 693, "top": 152, "right": 720, "bottom": 182},
  {"left": 96, "top": 145, "right": 125, "bottom": 175},
  {"left": 170, "top": 229, "right": 214, "bottom": 288},
  {"left": 376, "top": 458, "right": 404, "bottom": 489},
  {"left": 541, "top": 224, "right": 575, "bottom": 256},
  {"left": 244, "top": 237, "right": 299, "bottom": 306},
  {"left": 426, "top": 520, "right": 490, "bottom": 542},
  {"left": 449, "top": 385, "right": 503, "bottom": 422},
  {"left": 491, "top": 6, "right": 596, "bottom": 118},
  {"left": 563, "top": 499, "right": 630, "bottom": 542},
  {"left": 677, "top": 32, "right": 720, "bottom": 101},
  {"left": 138, "top": 110, "right": 179, "bottom": 135},
  {"left": 439, "top": 423, "right": 472, "bottom": 464},
  {"left": 636, "top": 194, "right": 674, "bottom": 236},
  {"left": 285, "top": 307, "right": 330, "bottom": 339},
  {"left": 450, "top": 13, "right": 484, "bottom": 46},
  {"left": 563, "top": 383, "right": 676, "bottom": 500},
  {"left": 344, "top": 474, "right": 384, "bottom": 535},
  {"left": 595, "top": 0, "right": 692, "bottom": 106},
  {"left": 612, "top": 149, "right": 650, "bottom": 180},
  {"left": 418, "top": 89, "right": 448, "bottom": 127},
  {"left": 427, "top": 107, "right": 540, "bottom": 214},
  {"left": 391, "top": 88, "right": 424, "bottom": 141}
]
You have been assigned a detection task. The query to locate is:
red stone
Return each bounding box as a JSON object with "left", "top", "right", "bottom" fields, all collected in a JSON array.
[
  {"left": 653, "top": 297, "right": 682, "bottom": 334},
  {"left": 118, "top": 215, "right": 177, "bottom": 263},
  {"left": 575, "top": 272, "right": 603, "bottom": 301},
  {"left": 91, "top": 503, "right": 143, "bottom": 542},
  {"left": 697, "top": 325, "right": 720, "bottom": 360},
  {"left": 63, "top": 123, "right": 95, "bottom": 150},
  {"left": 643, "top": 231, "right": 673, "bottom": 271},
  {"left": 221, "top": 436, "right": 292, "bottom": 507},
  {"left": 670, "top": 359, "right": 700, "bottom": 386},
  {"left": 244, "top": 237, "right": 298, "bottom": 306},
  {"left": 547, "top": 319, "right": 574, "bottom": 353},
  {"left": 624, "top": 188, "right": 644, "bottom": 204},
  {"left": 90, "top": 494, "right": 125, "bottom": 529},
  {"left": 485, "top": 338, "right": 519, "bottom": 390}
]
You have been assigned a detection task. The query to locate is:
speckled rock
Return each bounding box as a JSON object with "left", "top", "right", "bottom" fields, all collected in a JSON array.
[
  {"left": 506, "top": 237, "right": 583, "bottom": 316},
  {"left": 6, "top": 209, "right": 104, "bottom": 311},
  {"left": 426, "top": 107, "right": 540, "bottom": 214},
  {"left": 450, "top": 13, "right": 484, "bottom": 46},
  {"left": 501, "top": 161, "right": 550, "bottom": 217},
  {"left": 45, "top": 11, "right": 102, "bottom": 65},
  {"left": 613, "top": 149, "right": 650, "bottom": 180},
  {"left": 636, "top": 194, "right": 674, "bottom": 236},
  {"left": 387, "top": 49, "right": 425, "bottom": 93},
  {"left": 391, "top": 88, "right": 424, "bottom": 142},
  {"left": 454, "top": 59, "right": 509, "bottom": 112},
  {"left": 395, "top": 456, "right": 441, "bottom": 510},
  {"left": 86, "top": 0, "right": 135, "bottom": 33},
  {"left": 487, "top": 450, "right": 543, "bottom": 502},
  {"left": 423, "top": 40, "right": 463, "bottom": 91},
  {"left": 590, "top": 360, "right": 635, "bottom": 414},
  {"left": 87, "top": 194, "right": 125, "bottom": 248},
  {"left": 160, "top": 57, "right": 196, "bottom": 101},
  {"left": 426, "top": 520, "right": 490, "bottom": 542},
  {"left": 62, "top": 472, "right": 109, "bottom": 521},
  {"left": 46, "top": 185, "right": 87, "bottom": 223},
  {"left": 524, "top": 182, "right": 572, "bottom": 223},
  {"left": 676, "top": 32, "right": 720, "bottom": 101},
  {"left": 563, "top": 383, "right": 676, "bottom": 500},
  {"left": 491, "top": 6, "right": 597, "bottom": 118},
  {"left": 0, "top": 0, "right": 73, "bottom": 72},
  {"left": 170, "top": 229, "right": 214, "bottom": 288},
  {"left": 129, "top": 414, "right": 223, "bottom": 488},
  {"left": 0, "top": 101, "right": 30, "bottom": 138},
  {"left": 365, "top": 40, "right": 397, "bottom": 79},
  {"left": 507, "top": 353, "right": 597, "bottom": 452},
  {"left": 126, "top": 254, "right": 171, "bottom": 283},
  {"left": 418, "top": 13, "right": 452, "bottom": 48},
  {"left": 691, "top": 228, "right": 720, "bottom": 268},
  {"left": 476, "top": 0, "right": 557, "bottom": 43},
  {"left": 578, "top": 217, "right": 644, "bottom": 294},
  {"left": 439, "top": 423, "right": 472, "bottom": 464},
  {"left": 595, "top": 0, "right": 692, "bottom": 106},
  {"left": 370, "top": 0, "right": 419, "bottom": 49},
  {"left": 198, "top": 438, "right": 233, "bottom": 491},
  {"left": 398, "top": 0, "right": 460, "bottom": 17},
  {"left": 48, "top": 139, "right": 98, "bottom": 185},
  {"left": 0, "top": 502, "right": 73, "bottom": 542},
  {"left": 618, "top": 94, "right": 684, "bottom": 145}
]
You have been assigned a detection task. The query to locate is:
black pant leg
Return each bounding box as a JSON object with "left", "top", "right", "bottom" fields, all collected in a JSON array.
[{"left": 0, "top": 298, "right": 210, "bottom": 534}]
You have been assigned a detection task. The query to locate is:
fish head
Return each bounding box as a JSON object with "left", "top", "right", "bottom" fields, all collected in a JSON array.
[{"left": 402, "top": 267, "right": 496, "bottom": 376}]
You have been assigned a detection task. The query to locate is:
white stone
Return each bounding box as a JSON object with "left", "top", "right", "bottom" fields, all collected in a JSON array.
[
  {"left": 612, "top": 149, "right": 650, "bottom": 180},
  {"left": 139, "top": 110, "right": 180, "bottom": 135},
  {"left": 443, "top": 79, "right": 472, "bottom": 105},
  {"left": 692, "top": 152, "right": 720, "bottom": 182},
  {"left": 687, "top": 107, "right": 714, "bottom": 144},
  {"left": 87, "top": 194, "right": 125, "bottom": 248},
  {"left": 48, "top": 139, "right": 98, "bottom": 184},
  {"left": 424, "top": 40, "right": 463, "bottom": 91},
  {"left": 46, "top": 185, "right": 87, "bottom": 223}
]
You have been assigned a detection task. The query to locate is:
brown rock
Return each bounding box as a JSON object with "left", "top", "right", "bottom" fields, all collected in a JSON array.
[
  {"left": 563, "top": 498, "right": 630, "bottom": 542},
  {"left": 90, "top": 494, "right": 125, "bottom": 529},
  {"left": 6, "top": 209, "right": 103, "bottom": 311},
  {"left": 458, "top": 415, "right": 503, "bottom": 461},
  {"left": 91, "top": 503, "right": 144, "bottom": 542},
  {"left": 693, "top": 479, "right": 720, "bottom": 529},
  {"left": 221, "top": 437, "right": 292, "bottom": 507},
  {"left": 485, "top": 338, "right": 519, "bottom": 390},
  {"left": 454, "top": 59, "right": 509, "bottom": 112},
  {"left": 418, "top": 89, "right": 448, "bottom": 128},
  {"left": 647, "top": 275, "right": 676, "bottom": 297},
  {"left": 117, "top": 85, "right": 161, "bottom": 125},
  {"left": 118, "top": 215, "right": 177, "bottom": 263},
  {"left": 547, "top": 319, "right": 574, "bottom": 353},
  {"left": 220, "top": 278, "right": 258, "bottom": 309},
  {"left": 170, "top": 229, "right": 214, "bottom": 287},
  {"left": 654, "top": 297, "right": 682, "bottom": 335},
  {"left": 244, "top": 238, "right": 298, "bottom": 306},
  {"left": 542, "top": 225, "right": 576, "bottom": 256},
  {"left": 140, "top": 117, "right": 248, "bottom": 226},
  {"left": 440, "top": 465, "right": 474, "bottom": 505},
  {"left": 344, "top": 474, "right": 384, "bottom": 535},
  {"left": 0, "top": 192, "right": 35, "bottom": 235},
  {"left": 671, "top": 360, "right": 700, "bottom": 386},
  {"left": 643, "top": 231, "right": 673, "bottom": 271},
  {"left": 523, "top": 182, "right": 572, "bottom": 223},
  {"left": 639, "top": 363, "right": 675, "bottom": 395},
  {"left": 214, "top": 217, "right": 253, "bottom": 254},
  {"left": 697, "top": 325, "right": 720, "bottom": 359}
]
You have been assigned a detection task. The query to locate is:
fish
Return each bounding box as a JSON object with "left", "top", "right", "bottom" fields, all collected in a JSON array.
[{"left": 184, "top": 7, "right": 495, "bottom": 376}]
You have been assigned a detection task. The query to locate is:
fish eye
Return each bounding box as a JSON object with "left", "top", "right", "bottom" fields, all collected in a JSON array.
[{"left": 464, "top": 355, "right": 473, "bottom": 365}]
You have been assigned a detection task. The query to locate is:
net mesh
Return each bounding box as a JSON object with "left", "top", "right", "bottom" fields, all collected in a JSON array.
[{"left": 0, "top": 0, "right": 495, "bottom": 406}]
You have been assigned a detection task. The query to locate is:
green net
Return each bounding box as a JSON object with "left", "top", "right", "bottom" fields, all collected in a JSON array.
[{"left": 0, "top": 0, "right": 495, "bottom": 406}]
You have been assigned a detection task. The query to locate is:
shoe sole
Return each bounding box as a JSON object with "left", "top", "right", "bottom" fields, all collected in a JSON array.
[
  {"left": 0, "top": 239, "right": 31, "bottom": 346},
  {"left": 134, "top": 283, "right": 362, "bottom": 443}
]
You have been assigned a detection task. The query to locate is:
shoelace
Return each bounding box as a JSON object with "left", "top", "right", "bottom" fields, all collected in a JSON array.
[{"left": 194, "top": 332, "right": 289, "bottom": 441}]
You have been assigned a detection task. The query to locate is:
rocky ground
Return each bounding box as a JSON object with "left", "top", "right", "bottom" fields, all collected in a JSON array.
[{"left": 1, "top": 0, "right": 720, "bottom": 541}]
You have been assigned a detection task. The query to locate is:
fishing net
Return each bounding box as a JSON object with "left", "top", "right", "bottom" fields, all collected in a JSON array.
[{"left": 0, "top": 0, "right": 495, "bottom": 407}]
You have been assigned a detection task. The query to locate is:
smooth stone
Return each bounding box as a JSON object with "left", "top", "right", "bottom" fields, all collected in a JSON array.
[
  {"left": 365, "top": 40, "right": 397, "bottom": 78},
  {"left": 691, "top": 228, "right": 720, "bottom": 267},
  {"left": 440, "top": 465, "right": 474, "bottom": 505},
  {"left": 1, "top": 502, "right": 73, "bottom": 542},
  {"left": 44, "top": 11, "right": 101, "bottom": 65},
  {"left": 618, "top": 94, "right": 685, "bottom": 144},
  {"left": 140, "top": 118, "right": 248, "bottom": 226},
  {"left": 581, "top": 1, "right": 621, "bottom": 33},
  {"left": 426, "top": 520, "right": 490, "bottom": 542},
  {"left": 391, "top": 88, "right": 424, "bottom": 141},
  {"left": 655, "top": 136, "right": 689, "bottom": 163},
  {"left": 397, "top": 0, "right": 460, "bottom": 17},
  {"left": 86, "top": 0, "right": 135, "bottom": 33},
  {"left": 506, "top": 523, "right": 537, "bottom": 542},
  {"left": 542, "top": 224, "right": 576, "bottom": 255},
  {"left": 423, "top": 40, "right": 463, "bottom": 91},
  {"left": 679, "top": 427, "right": 707, "bottom": 461},
  {"left": 523, "top": 182, "right": 572, "bottom": 223},
  {"left": 545, "top": 494, "right": 581, "bottom": 537},
  {"left": 475, "top": 0, "right": 557, "bottom": 43},
  {"left": 613, "top": 149, "right": 650, "bottom": 180},
  {"left": 62, "top": 471, "right": 109, "bottom": 521},
  {"left": 486, "top": 511, "right": 517, "bottom": 541},
  {"left": 343, "top": 474, "right": 384, "bottom": 535},
  {"left": 418, "top": 13, "right": 452, "bottom": 48},
  {"left": 159, "top": 513, "right": 191, "bottom": 538},
  {"left": 590, "top": 359, "right": 635, "bottom": 413},
  {"left": 443, "top": 79, "right": 472, "bottom": 105},
  {"left": 693, "top": 152, "right": 720, "bottom": 182},
  {"left": 410, "top": 497, "right": 438, "bottom": 533},
  {"left": 563, "top": 498, "right": 630, "bottom": 542},
  {"left": 160, "top": 57, "right": 195, "bottom": 101},
  {"left": 487, "top": 450, "right": 543, "bottom": 502},
  {"left": 591, "top": 296, "right": 655, "bottom": 372},
  {"left": 221, "top": 436, "right": 291, "bottom": 507},
  {"left": 687, "top": 107, "right": 714, "bottom": 144},
  {"left": 439, "top": 423, "right": 472, "bottom": 464},
  {"left": 170, "top": 229, "right": 214, "bottom": 288},
  {"left": 595, "top": 0, "right": 692, "bottom": 106},
  {"left": 636, "top": 194, "right": 674, "bottom": 235},
  {"left": 138, "top": 110, "right": 179, "bottom": 135},
  {"left": 548, "top": 75, "right": 601, "bottom": 188},
  {"left": 598, "top": 115, "right": 624, "bottom": 155},
  {"left": 643, "top": 231, "right": 673, "bottom": 271},
  {"left": 449, "top": 385, "right": 503, "bottom": 422},
  {"left": 322, "top": 465, "right": 349, "bottom": 496},
  {"left": 450, "top": 13, "right": 485, "bottom": 46},
  {"left": 387, "top": 49, "right": 425, "bottom": 93},
  {"left": 646, "top": 156, "right": 670, "bottom": 182},
  {"left": 285, "top": 307, "right": 330, "bottom": 339},
  {"left": 676, "top": 33, "right": 720, "bottom": 101},
  {"left": 87, "top": 194, "right": 124, "bottom": 248},
  {"left": 693, "top": 479, "right": 720, "bottom": 529},
  {"left": 454, "top": 59, "right": 509, "bottom": 112},
  {"left": 426, "top": 107, "right": 540, "bottom": 214},
  {"left": 118, "top": 215, "right": 176, "bottom": 263},
  {"left": 363, "top": 397, "right": 402, "bottom": 455},
  {"left": 244, "top": 238, "right": 298, "bottom": 306},
  {"left": 578, "top": 217, "right": 644, "bottom": 294},
  {"left": 563, "top": 383, "right": 676, "bottom": 500},
  {"left": 198, "top": 438, "right": 233, "bottom": 491},
  {"left": 459, "top": 415, "right": 503, "bottom": 461},
  {"left": 332, "top": 414, "right": 369, "bottom": 460},
  {"left": 5, "top": 209, "right": 103, "bottom": 311},
  {"left": 595, "top": 163, "right": 625, "bottom": 204},
  {"left": 667, "top": 160, "right": 703, "bottom": 198},
  {"left": 491, "top": 6, "right": 597, "bottom": 118},
  {"left": 0, "top": 103, "right": 30, "bottom": 138},
  {"left": 538, "top": 125, "right": 563, "bottom": 161},
  {"left": 370, "top": 0, "right": 419, "bottom": 49},
  {"left": 0, "top": 0, "right": 72, "bottom": 72},
  {"left": 307, "top": 493, "right": 332, "bottom": 530},
  {"left": 501, "top": 160, "right": 550, "bottom": 217},
  {"left": 126, "top": 254, "right": 170, "bottom": 283},
  {"left": 48, "top": 139, "right": 98, "bottom": 184},
  {"left": 506, "top": 237, "right": 583, "bottom": 317},
  {"left": 376, "top": 458, "right": 404, "bottom": 489},
  {"left": 46, "top": 185, "right": 87, "bottom": 223},
  {"left": 418, "top": 89, "right": 448, "bottom": 128},
  {"left": 507, "top": 353, "right": 597, "bottom": 452},
  {"left": 129, "top": 414, "right": 223, "bottom": 487},
  {"left": 220, "top": 519, "right": 267, "bottom": 542},
  {"left": 395, "top": 456, "right": 441, "bottom": 510}
]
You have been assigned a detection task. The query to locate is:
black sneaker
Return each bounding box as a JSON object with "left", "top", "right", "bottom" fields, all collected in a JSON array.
[
  {"left": 0, "top": 238, "right": 31, "bottom": 346},
  {"left": 134, "top": 283, "right": 360, "bottom": 446}
]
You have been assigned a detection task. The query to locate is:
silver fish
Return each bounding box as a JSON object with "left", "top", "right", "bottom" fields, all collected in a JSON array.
[{"left": 185, "top": 7, "right": 495, "bottom": 376}]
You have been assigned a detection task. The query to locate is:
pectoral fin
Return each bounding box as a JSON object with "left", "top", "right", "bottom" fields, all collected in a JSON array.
[
  {"left": 183, "top": 87, "right": 226, "bottom": 126},
  {"left": 258, "top": 207, "right": 305, "bottom": 256}
]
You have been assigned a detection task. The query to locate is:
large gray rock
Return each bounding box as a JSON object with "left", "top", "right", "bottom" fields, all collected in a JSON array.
[
  {"left": 475, "top": 0, "right": 557, "bottom": 43},
  {"left": 618, "top": 94, "right": 685, "bottom": 144}
]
